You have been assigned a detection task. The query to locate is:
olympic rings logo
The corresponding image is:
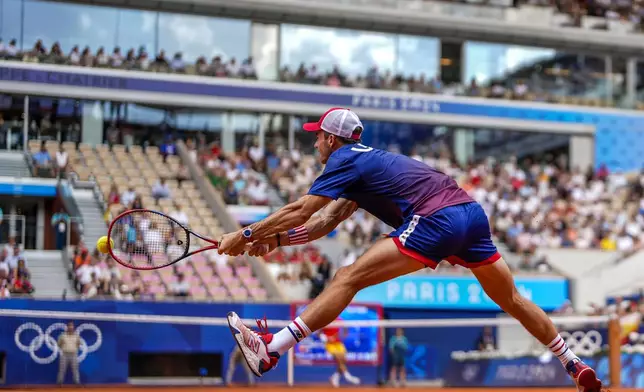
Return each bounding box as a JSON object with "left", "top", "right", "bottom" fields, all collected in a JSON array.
[
  {"left": 14, "top": 322, "right": 103, "bottom": 365},
  {"left": 560, "top": 330, "right": 603, "bottom": 355}
]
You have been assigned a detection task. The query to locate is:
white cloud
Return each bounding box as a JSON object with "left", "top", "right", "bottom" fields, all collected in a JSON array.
[
  {"left": 280, "top": 24, "right": 396, "bottom": 75},
  {"left": 79, "top": 13, "right": 92, "bottom": 30}
]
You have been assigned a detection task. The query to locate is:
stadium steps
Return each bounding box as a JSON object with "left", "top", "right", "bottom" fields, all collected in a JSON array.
[
  {"left": 24, "top": 250, "right": 75, "bottom": 298},
  {"left": 0, "top": 151, "right": 31, "bottom": 178},
  {"left": 71, "top": 188, "right": 108, "bottom": 247}
]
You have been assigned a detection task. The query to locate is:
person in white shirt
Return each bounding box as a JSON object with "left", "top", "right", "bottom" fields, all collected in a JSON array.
[
  {"left": 169, "top": 203, "right": 189, "bottom": 226},
  {"left": 5, "top": 39, "right": 18, "bottom": 56},
  {"left": 111, "top": 47, "right": 123, "bottom": 67},
  {"left": 227, "top": 58, "right": 239, "bottom": 77},
  {"left": 68, "top": 46, "right": 81, "bottom": 65},
  {"left": 246, "top": 178, "right": 268, "bottom": 205},
  {"left": 171, "top": 273, "right": 190, "bottom": 297},
  {"left": 121, "top": 186, "right": 136, "bottom": 207},
  {"left": 75, "top": 259, "right": 101, "bottom": 291},
  {"left": 171, "top": 52, "right": 185, "bottom": 72},
  {"left": 57, "top": 322, "right": 81, "bottom": 385},
  {"left": 151, "top": 178, "right": 171, "bottom": 201},
  {"left": 5, "top": 246, "right": 23, "bottom": 270},
  {"left": 55, "top": 145, "right": 68, "bottom": 178},
  {"left": 143, "top": 222, "right": 164, "bottom": 254}
]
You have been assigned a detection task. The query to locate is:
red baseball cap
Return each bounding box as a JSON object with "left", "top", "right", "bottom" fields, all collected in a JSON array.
[{"left": 302, "top": 108, "right": 364, "bottom": 140}]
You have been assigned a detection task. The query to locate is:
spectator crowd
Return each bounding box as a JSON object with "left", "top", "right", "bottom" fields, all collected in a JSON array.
[
  {"left": 0, "top": 236, "right": 34, "bottom": 297},
  {"left": 1, "top": 36, "right": 643, "bottom": 110}
]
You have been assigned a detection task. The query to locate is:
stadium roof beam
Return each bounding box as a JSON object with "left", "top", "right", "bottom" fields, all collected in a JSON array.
[{"left": 53, "top": 0, "right": 644, "bottom": 57}]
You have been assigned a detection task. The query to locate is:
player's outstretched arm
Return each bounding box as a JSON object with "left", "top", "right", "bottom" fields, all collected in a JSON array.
[
  {"left": 218, "top": 194, "right": 332, "bottom": 256},
  {"left": 247, "top": 198, "right": 357, "bottom": 256}
]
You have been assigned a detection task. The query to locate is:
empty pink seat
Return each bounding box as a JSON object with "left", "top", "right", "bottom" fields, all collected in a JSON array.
[
  {"left": 230, "top": 286, "right": 248, "bottom": 300},
  {"left": 190, "top": 286, "right": 207, "bottom": 296},
  {"left": 216, "top": 265, "right": 233, "bottom": 278},
  {"left": 240, "top": 276, "right": 258, "bottom": 287},
  {"left": 191, "top": 254, "right": 207, "bottom": 264},
  {"left": 209, "top": 286, "right": 228, "bottom": 299},
  {"left": 236, "top": 266, "right": 252, "bottom": 277},
  {"left": 221, "top": 276, "right": 239, "bottom": 289},
  {"left": 251, "top": 288, "right": 267, "bottom": 300}
]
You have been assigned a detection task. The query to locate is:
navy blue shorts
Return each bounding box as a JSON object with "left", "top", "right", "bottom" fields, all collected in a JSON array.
[{"left": 389, "top": 202, "right": 500, "bottom": 269}]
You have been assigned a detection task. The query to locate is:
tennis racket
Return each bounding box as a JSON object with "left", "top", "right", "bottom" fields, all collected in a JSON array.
[{"left": 107, "top": 209, "right": 263, "bottom": 270}]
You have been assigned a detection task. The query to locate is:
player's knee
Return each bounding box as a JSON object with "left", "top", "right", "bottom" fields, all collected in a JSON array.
[
  {"left": 496, "top": 286, "right": 524, "bottom": 311},
  {"left": 333, "top": 265, "right": 362, "bottom": 291}
]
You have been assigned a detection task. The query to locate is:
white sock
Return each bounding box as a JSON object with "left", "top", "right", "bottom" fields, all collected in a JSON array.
[
  {"left": 547, "top": 334, "right": 579, "bottom": 366},
  {"left": 343, "top": 370, "right": 354, "bottom": 379},
  {"left": 267, "top": 317, "right": 312, "bottom": 355}
]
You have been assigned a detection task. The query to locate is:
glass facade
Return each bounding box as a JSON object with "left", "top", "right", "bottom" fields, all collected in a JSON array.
[
  {"left": 463, "top": 42, "right": 557, "bottom": 84},
  {"left": 0, "top": 0, "right": 251, "bottom": 62},
  {"left": 1, "top": 0, "right": 629, "bottom": 99},
  {"left": 280, "top": 24, "right": 440, "bottom": 78}
]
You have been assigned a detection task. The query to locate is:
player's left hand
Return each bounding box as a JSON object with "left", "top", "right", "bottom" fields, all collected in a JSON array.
[
  {"left": 218, "top": 231, "right": 248, "bottom": 256},
  {"left": 248, "top": 236, "right": 278, "bottom": 257}
]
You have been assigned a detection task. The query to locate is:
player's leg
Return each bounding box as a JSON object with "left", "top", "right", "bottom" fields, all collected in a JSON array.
[
  {"left": 295, "top": 238, "right": 422, "bottom": 332},
  {"left": 336, "top": 348, "right": 360, "bottom": 385},
  {"left": 389, "top": 364, "right": 398, "bottom": 386},
  {"left": 227, "top": 237, "right": 424, "bottom": 375},
  {"left": 471, "top": 258, "right": 558, "bottom": 345},
  {"left": 471, "top": 259, "right": 602, "bottom": 391},
  {"left": 399, "top": 363, "right": 406, "bottom": 387},
  {"left": 329, "top": 352, "right": 342, "bottom": 387},
  {"left": 455, "top": 203, "right": 602, "bottom": 391}
]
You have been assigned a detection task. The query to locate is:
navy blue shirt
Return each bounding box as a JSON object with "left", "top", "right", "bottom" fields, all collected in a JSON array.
[{"left": 308, "top": 144, "right": 473, "bottom": 228}]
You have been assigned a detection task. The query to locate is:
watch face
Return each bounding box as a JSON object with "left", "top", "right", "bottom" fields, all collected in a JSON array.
[{"left": 243, "top": 229, "right": 252, "bottom": 238}]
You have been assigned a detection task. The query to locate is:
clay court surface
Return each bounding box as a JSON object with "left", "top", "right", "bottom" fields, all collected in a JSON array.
[{"left": 3, "top": 386, "right": 638, "bottom": 392}]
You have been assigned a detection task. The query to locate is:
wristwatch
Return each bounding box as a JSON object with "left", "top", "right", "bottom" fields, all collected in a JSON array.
[{"left": 242, "top": 227, "right": 253, "bottom": 242}]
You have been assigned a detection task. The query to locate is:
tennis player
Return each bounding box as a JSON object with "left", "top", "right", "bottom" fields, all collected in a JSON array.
[
  {"left": 220, "top": 107, "right": 602, "bottom": 392},
  {"left": 319, "top": 324, "right": 360, "bottom": 387}
]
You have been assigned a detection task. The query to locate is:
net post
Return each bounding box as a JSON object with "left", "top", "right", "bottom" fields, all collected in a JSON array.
[
  {"left": 287, "top": 347, "right": 294, "bottom": 386},
  {"left": 608, "top": 316, "right": 621, "bottom": 388}
]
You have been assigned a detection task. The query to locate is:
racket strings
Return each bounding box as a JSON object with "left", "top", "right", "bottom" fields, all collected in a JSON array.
[{"left": 110, "top": 210, "right": 189, "bottom": 269}]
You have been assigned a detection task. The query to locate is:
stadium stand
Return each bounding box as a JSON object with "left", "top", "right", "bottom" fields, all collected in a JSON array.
[
  {"left": 26, "top": 139, "right": 268, "bottom": 302},
  {"left": 1, "top": 0, "right": 644, "bottom": 387},
  {"left": 1, "top": 40, "right": 643, "bottom": 110}
]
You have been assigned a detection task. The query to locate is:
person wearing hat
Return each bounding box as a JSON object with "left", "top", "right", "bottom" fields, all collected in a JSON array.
[{"left": 219, "top": 107, "right": 602, "bottom": 392}]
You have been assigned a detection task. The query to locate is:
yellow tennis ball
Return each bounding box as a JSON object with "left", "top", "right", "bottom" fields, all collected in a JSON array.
[{"left": 96, "top": 236, "right": 113, "bottom": 254}]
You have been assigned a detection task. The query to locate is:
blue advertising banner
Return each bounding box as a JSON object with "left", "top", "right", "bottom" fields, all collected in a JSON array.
[
  {"left": 354, "top": 275, "right": 569, "bottom": 310},
  {"left": 2, "top": 62, "right": 644, "bottom": 171},
  {"left": 291, "top": 302, "right": 383, "bottom": 365},
  {"left": 444, "top": 354, "right": 644, "bottom": 388},
  {"left": 0, "top": 182, "right": 57, "bottom": 197},
  {"left": 0, "top": 299, "right": 380, "bottom": 386}
]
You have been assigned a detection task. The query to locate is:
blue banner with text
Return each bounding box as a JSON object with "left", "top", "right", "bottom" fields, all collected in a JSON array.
[
  {"left": 354, "top": 275, "right": 569, "bottom": 311},
  {"left": 2, "top": 62, "right": 644, "bottom": 170},
  {"left": 0, "top": 299, "right": 381, "bottom": 386},
  {"left": 445, "top": 354, "right": 644, "bottom": 388}
]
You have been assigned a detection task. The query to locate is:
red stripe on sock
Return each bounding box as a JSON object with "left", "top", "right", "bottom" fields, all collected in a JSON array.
[
  {"left": 548, "top": 336, "right": 562, "bottom": 348},
  {"left": 293, "top": 320, "right": 306, "bottom": 336},
  {"left": 551, "top": 339, "right": 565, "bottom": 352}
]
